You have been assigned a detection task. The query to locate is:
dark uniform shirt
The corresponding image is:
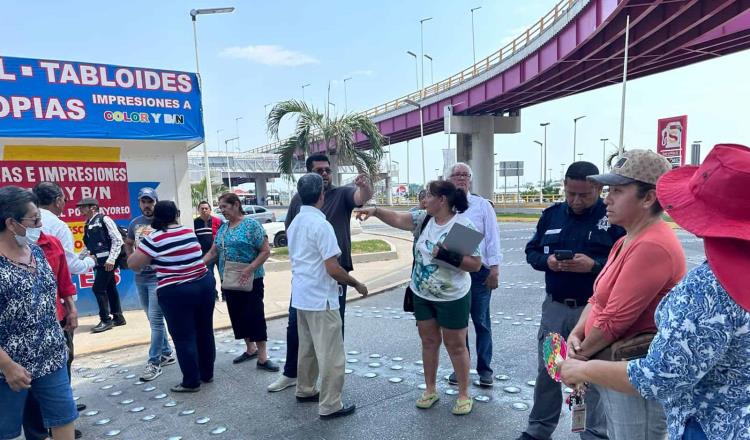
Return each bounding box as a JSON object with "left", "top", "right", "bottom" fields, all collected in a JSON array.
[
  {"left": 286, "top": 185, "right": 360, "bottom": 272},
  {"left": 525, "top": 199, "right": 625, "bottom": 305}
]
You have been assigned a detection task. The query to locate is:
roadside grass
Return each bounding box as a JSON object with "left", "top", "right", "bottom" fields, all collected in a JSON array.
[{"left": 271, "top": 239, "right": 390, "bottom": 259}]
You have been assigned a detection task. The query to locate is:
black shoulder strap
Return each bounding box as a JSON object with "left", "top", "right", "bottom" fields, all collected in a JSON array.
[{"left": 418, "top": 214, "right": 432, "bottom": 236}]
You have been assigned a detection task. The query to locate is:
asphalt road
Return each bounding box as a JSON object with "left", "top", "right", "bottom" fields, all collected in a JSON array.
[{"left": 55, "top": 222, "right": 706, "bottom": 440}]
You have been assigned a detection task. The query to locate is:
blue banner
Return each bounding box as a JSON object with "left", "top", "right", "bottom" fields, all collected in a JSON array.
[{"left": 0, "top": 56, "right": 204, "bottom": 141}]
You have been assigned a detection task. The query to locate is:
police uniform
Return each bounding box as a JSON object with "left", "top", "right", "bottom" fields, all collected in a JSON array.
[{"left": 521, "top": 199, "right": 625, "bottom": 440}]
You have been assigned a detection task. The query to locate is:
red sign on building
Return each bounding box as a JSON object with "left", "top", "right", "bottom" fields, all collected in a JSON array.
[
  {"left": 0, "top": 161, "right": 131, "bottom": 220},
  {"left": 656, "top": 115, "right": 688, "bottom": 168}
]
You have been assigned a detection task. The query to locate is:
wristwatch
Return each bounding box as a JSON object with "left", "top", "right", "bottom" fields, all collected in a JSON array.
[{"left": 591, "top": 260, "right": 603, "bottom": 274}]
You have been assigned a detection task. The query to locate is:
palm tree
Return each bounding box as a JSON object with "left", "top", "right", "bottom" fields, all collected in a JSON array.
[
  {"left": 190, "top": 177, "right": 227, "bottom": 209},
  {"left": 266, "top": 100, "right": 385, "bottom": 184}
]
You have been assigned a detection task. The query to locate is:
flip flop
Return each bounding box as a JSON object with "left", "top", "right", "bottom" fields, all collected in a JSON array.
[
  {"left": 451, "top": 398, "right": 473, "bottom": 415},
  {"left": 416, "top": 392, "right": 440, "bottom": 409}
]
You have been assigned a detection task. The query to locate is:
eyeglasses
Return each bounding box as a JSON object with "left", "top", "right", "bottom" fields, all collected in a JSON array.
[
  {"left": 19, "top": 216, "right": 42, "bottom": 227},
  {"left": 313, "top": 167, "right": 332, "bottom": 176},
  {"left": 450, "top": 173, "right": 471, "bottom": 179}
]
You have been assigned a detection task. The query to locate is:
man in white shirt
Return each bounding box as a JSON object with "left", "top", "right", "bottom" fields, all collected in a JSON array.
[
  {"left": 447, "top": 162, "right": 502, "bottom": 387},
  {"left": 287, "top": 173, "right": 368, "bottom": 419}
]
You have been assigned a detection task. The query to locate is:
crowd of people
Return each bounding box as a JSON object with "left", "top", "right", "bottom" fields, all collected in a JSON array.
[{"left": 0, "top": 145, "right": 748, "bottom": 439}]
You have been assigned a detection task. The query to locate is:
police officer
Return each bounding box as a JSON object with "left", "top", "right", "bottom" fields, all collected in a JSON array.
[
  {"left": 78, "top": 197, "right": 125, "bottom": 333},
  {"left": 517, "top": 162, "right": 625, "bottom": 440}
]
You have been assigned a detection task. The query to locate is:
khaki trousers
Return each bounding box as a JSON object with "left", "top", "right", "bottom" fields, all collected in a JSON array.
[{"left": 296, "top": 308, "right": 345, "bottom": 416}]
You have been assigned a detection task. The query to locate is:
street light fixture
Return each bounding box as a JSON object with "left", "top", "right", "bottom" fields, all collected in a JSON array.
[
  {"left": 470, "top": 6, "right": 482, "bottom": 67},
  {"left": 301, "top": 83, "right": 311, "bottom": 101},
  {"left": 534, "top": 141, "right": 543, "bottom": 203},
  {"left": 419, "top": 17, "right": 433, "bottom": 98},
  {"left": 405, "top": 98, "right": 426, "bottom": 186},
  {"left": 190, "top": 6, "right": 235, "bottom": 208},
  {"left": 234, "top": 116, "right": 243, "bottom": 152},
  {"left": 424, "top": 54, "right": 434, "bottom": 85},
  {"left": 540, "top": 122, "right": 550, "bottom": 186},
  {"left": 406, "top": 51, "right": 419, "bottom": 90},
  {"left": 600, "top": 138, "right": 609, "bottom": 171},
  {"left": 573, "top": 115, "right": 586, "bottom": 162},
  {"left": 343, "top": 77, "right": 352, "bottom": 114}
]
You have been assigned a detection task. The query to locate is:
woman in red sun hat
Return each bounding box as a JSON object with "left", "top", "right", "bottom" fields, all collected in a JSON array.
[{"left": 561, "top": 144, "right": 750, "bottom": 440}]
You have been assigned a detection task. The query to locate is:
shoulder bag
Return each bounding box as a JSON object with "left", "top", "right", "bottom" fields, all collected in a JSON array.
[
  {"left": 219, "top": 225, "right": 254, "bottom": 292},
  {"left": 404, "top": 213, "right": 432, "bottom": 312},
  {"left": 592, "top": 332, "right": 656, "bottom": 361}
]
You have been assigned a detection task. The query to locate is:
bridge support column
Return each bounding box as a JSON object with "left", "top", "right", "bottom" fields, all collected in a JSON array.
[
  {"left": 446, "top": 109, "right": 521, "bottom": 198},
  {"left": 255, "top": 178, "right": 268, "bottom": 205}
]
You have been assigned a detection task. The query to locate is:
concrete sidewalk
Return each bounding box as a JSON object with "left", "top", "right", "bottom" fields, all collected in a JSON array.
[{"left": 74, "top": 232, "right": 413, "bottom": 356}]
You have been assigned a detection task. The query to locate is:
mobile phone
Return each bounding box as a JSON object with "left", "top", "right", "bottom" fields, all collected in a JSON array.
[{"left": 555, "top": 250, "right": 574, "bottom": 261}]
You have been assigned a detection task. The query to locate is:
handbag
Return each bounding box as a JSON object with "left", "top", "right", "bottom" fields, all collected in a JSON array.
[
  {"left": 218, "top": 226, "right": 254, "bottom": 292},
  {"left": 404, "top": 213, "right": 432, "bottom": 312},
  {"left": 221, "top": 261, "right": 254, "bottom": 292},
  {"left": 592, "top": 332, "right": 656, "bottom": 361}
]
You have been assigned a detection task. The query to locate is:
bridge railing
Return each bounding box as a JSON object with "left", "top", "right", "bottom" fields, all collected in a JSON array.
[
  {"left": 250, "top": 0, "right": 577, "bottom": 153},
  {"left": 361, "top": 0, "right": 577, "bottom": 119}
]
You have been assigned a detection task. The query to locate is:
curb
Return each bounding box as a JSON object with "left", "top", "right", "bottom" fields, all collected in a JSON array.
[{"left": 265, "top": 239, "right": 399, "bottom": 272}]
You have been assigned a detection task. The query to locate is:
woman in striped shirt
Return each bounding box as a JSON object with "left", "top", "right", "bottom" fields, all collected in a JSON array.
[{"left": 127, "top": 201, "right": 216, "bottom": 393}]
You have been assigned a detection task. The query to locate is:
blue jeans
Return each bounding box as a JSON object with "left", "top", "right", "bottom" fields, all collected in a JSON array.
[
  {"left": 137, "top": 279, "right": 172, "bottom": 366},
  {"left": 158, "top": 273, "right": 216, "bottom": 388},
  {"left": 468, "top": 266, "right": 493, "bottom": 375},
  {"left": 599, "top": 385, "right": 666, "bottom": 440},
  {"left": 283, "top": 284, "right": 346, "bottom": 379},
  {"left": 0, "top": 366, "right": 77, "bottom": 439},
  {"left": 682, "top": 418, "right": 707, "bottom": 439}
]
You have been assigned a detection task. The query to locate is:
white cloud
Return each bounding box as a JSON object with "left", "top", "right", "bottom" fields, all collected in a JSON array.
[{"left": 219, "top": 45, "right": 319, "bottom": 66}]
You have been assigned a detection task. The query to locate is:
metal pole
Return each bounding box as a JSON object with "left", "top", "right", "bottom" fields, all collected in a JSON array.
[
  {"left": 419, "top": 17, "right": 432, "bottom": 98},
  {"left": 343, "top": 77, "right": 352, "bottom": 114},
  {"left": 600, "top": 138, "right": 609, "bottom": 171},
  {"left": 618, "top": 15, "right": 630, "bottom": 155},
  {"left": 192, "top": 17, "right": 214, "bottom": 208},
  {"left": 419, "top": 106, "right": 426, "bottom": 185},
  {"left": 541, "top": 122, "right": 550, "bottom": 186},
  {"left": 235, "top": 116, "right": 242, "bottom": 152},
  {"left": 573, "top": 116, "right": 585, "bottom": 162},
  {"left": 406, "top": 139, "right": 411, "bottom": 192},
  {"left": 471, "top": 8, "right": 478, "bottom": 65},
  {"left": 534, "top": 141, "right": 543, "bottom": 204}
]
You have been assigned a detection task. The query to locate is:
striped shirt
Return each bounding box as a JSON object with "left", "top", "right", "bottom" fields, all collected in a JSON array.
[{"left": 138, "top": 225, "right": 208, "bottom": 289}]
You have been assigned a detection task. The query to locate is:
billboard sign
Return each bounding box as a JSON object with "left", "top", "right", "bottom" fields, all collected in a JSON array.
[
  {"left": 0, "top": 56, "right": 204, "bottom": 141},
  {"left": 497, "top": 161, "right": 524, "bottom": 177},
  {"left": 657, "top": 115, "right": 687, "bottom": 168}
]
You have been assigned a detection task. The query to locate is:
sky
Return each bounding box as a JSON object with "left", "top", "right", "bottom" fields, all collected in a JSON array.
[{"left": 3, "top": 0, "right": 749, "bottom": 192}]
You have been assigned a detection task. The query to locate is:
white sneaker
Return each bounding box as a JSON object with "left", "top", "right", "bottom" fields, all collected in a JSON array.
[
  {"left": 140, "top": 363, "right": 163, "bottom": 381},
  {"left": 267, "top": 375, "right": 296, "bottom": 392},
  {"left": 159, "top": 354, "right": 177, "bottom": 367}
]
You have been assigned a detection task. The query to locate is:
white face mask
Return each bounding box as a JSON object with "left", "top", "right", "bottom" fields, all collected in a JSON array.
[{"left": 25, "top": 227, "right": 42, "bottom": 244}]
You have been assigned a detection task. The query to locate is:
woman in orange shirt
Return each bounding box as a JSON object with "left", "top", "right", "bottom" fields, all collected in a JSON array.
[{"left": 565, "top": 150, "right": 686, "bottom": 440}]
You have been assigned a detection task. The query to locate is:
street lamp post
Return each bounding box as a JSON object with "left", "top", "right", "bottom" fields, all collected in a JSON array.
[
  {"left": 470, "top": 6, "right": 482, "bottom": 67},
  {"left": 600, "top": 138, "right": 609, "bottom": 171},
  {"left": 540, "top": 122, "right": 550, "bottom": 186},
  {"left": 405, "top": 140, "right": 410, "bottom": 192},
  {"left": 573, "top": 115, "right": 585, "bottom": 162},
  {"left": 225, "top": 136, "right": 239, "bottom": 191},
  {"left": 419, "top": 17, "right": 433, "bottom": 98},
  {"left": 216, "top": 128, "right": 224, "bottom": 190},
  {"left": 263, "top": 103, "right": 272, "bottom": 141},
  {"left": 190, "top": 6, "right": 235, "bottom": 208},
  {"left": 234, "top": 116, "right": 243, "bottom": 152},
  {"left": 534, "top": 141, "right": 543, "bottom": 203},
  {"left": 405, "top": 99, "right": 426, "bottom": 185},
  {"left": 424, "top": 54, "right": 434, "bottom": 85},
  {"left": 301, "top": 83, "right": 311, "bottom": 101},
  {"left": 577, "top": 153, "right": 584, "bottom": 161},
  {"left": 406, "top": 51, "right": 419, "bottom": 91},
  {"left": 343, "top": 77, "right": 352, "bottom": 114}
]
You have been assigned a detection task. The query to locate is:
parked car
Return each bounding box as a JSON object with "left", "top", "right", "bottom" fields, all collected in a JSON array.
[
  {"left": 242, "top": 205, "right": 276, "bottom": 223},
  {"left": 212, "top": 205, "right": 276, "bottom": 224},
  {"left": 263, "top": 214, "right": 362, "bottom": 248}
]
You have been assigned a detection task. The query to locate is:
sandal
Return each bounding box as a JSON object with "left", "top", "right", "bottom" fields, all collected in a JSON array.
[
  {"left": 451, "top": 397, "right": 473, "bottom": 415},
  {"left": 416, "top": 392, "right": 440, "bottom": 409}
]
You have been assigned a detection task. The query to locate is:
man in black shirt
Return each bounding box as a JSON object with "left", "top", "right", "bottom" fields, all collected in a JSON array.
[
  {"left": 267, "top": 153, "right": 373, "bottom": 393},
  {"left": 517, "top": 162, "right": 625, "bottom": 440}
]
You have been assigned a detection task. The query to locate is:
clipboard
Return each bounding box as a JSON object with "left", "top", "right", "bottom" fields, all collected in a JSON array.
[{"left": 431, "top": 222, "right": 484, "bottom": 267}]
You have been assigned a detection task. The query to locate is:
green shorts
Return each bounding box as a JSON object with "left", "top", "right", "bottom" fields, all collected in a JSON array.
[{"left": 413, "top": 291, "right": 471, "bottom": 329}]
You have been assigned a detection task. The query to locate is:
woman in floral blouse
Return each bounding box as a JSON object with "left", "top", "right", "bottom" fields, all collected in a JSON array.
[
  {"left": 0, "top": 186, "right": 77, "bottom": 440},
  {"left": 203, "top": 193, "right": 278, "bottom": 372},
  {"left": 561, "top": 144, "right": 750, "bottom": 440}
]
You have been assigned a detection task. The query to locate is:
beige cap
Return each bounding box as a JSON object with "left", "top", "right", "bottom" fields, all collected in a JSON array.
[{"left": 588, "top": 149, "right": 672, "bottom": 185}]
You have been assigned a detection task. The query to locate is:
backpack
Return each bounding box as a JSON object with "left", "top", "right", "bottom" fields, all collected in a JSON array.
[{"left": 115, "top": 224, "right": 129, "bottom": 270}]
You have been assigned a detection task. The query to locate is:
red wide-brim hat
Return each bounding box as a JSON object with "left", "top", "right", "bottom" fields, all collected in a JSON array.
[{"left": 656, "top": 143, "right": 750, "bottom": 312}]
